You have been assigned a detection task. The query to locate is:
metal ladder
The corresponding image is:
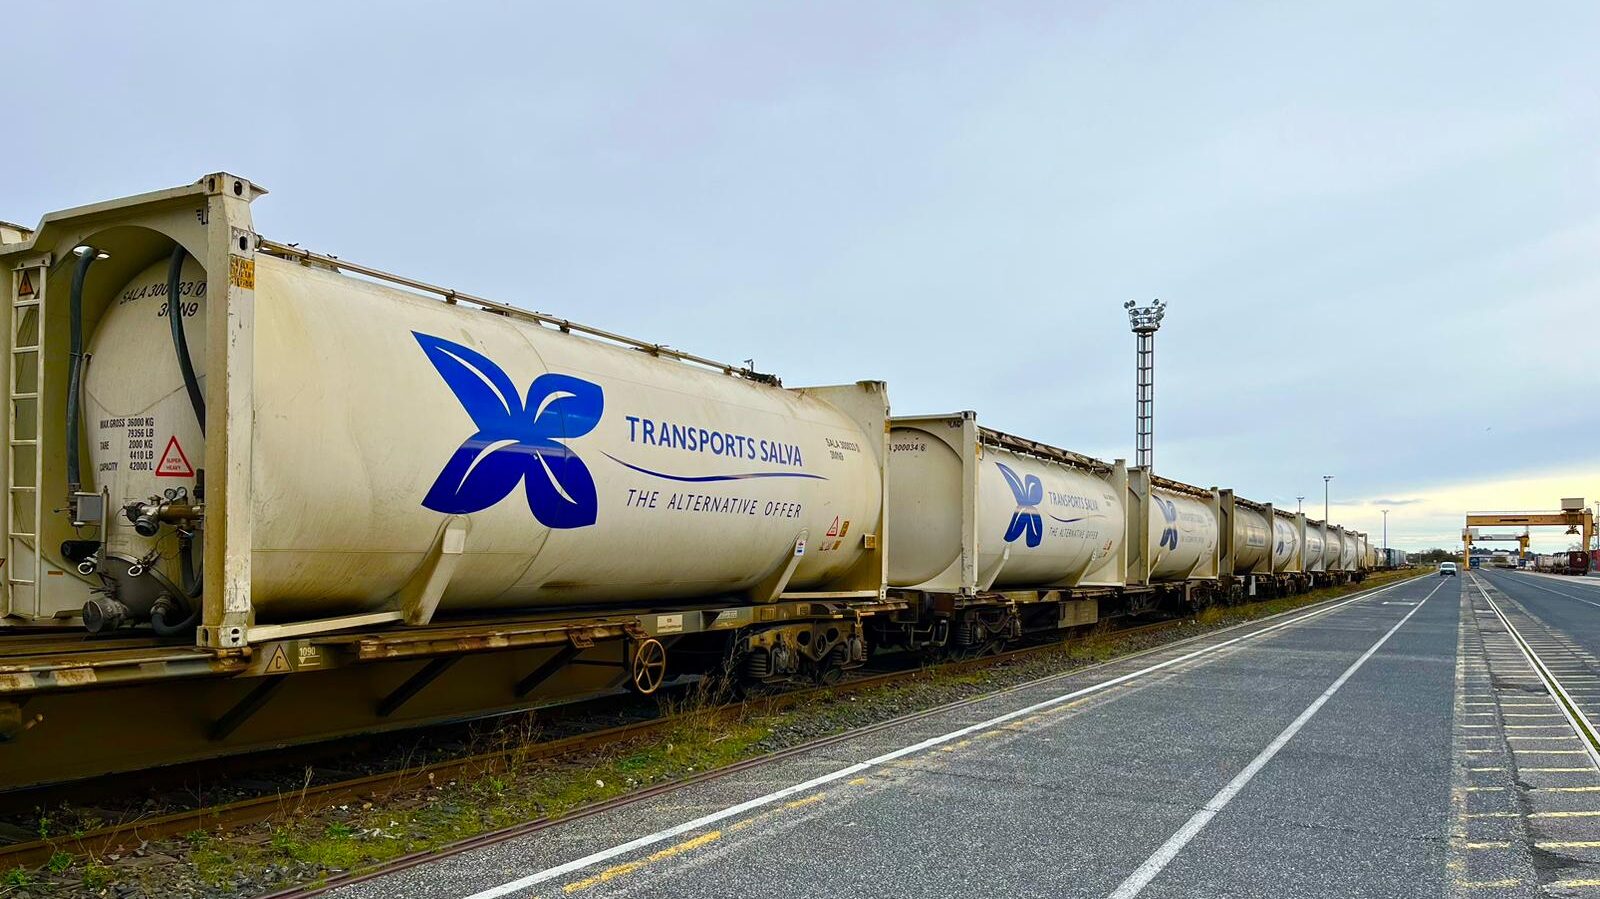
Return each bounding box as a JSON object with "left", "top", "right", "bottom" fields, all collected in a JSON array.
[{"left": 5, "top": 261, "right": 45, "bottom": 617}]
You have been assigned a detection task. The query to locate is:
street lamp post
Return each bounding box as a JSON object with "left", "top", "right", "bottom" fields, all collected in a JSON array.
[
  {"left": 1323, "top": 475, "right": 1333, "bottom": 522},
  {"left": 1382, "top": 509, "right": 1388, "bottom": 554},
  {"left": 1297, "top": 496, "right": 1304, "bottom": 514}
]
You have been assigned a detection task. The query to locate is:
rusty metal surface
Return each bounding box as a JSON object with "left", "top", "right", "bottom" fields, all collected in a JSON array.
[
  {"left": 0, "top": 637, "right": 242, "bottom": 695},
  {"left": 977, "top": 425, "right": 1114, "bottom": 473}
]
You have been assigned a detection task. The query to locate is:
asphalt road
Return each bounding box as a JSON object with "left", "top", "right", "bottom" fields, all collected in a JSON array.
[
  {"left": 323, "top": 572, "right": 1600, "bottom": 899},
  {"left": 1477, "top": 568, "right": 1600, "bottom": 659}
]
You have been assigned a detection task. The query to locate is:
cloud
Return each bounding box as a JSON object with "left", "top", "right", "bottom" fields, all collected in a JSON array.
[{"left": 1324, "top": 465, "right": 1600, "bottom": 553}]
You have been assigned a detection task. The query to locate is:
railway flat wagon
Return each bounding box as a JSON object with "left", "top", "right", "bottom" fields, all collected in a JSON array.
[
  {"left": 0, "top": 173, "right": 897, "bottom": 787},
  {"left": 0, "top": 174, "right": 1382, "bottom": 790}
]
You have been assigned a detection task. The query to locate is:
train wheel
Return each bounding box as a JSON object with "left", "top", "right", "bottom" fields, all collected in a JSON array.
[
  {"left": 814, "top": 644, "right": 849, "bottom": 685},
  {"left": 630, "top": 638, "right": 668, "bottom": 695}
]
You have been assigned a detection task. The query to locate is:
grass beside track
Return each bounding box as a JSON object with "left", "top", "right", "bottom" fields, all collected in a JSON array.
[{"left": 6, "top": 567, "right": 1426, "bottom": 898}]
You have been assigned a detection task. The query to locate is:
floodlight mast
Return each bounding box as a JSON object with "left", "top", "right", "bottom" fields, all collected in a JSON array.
[{"left": 1125, "top": 299, "right": 1166, "bottom": 470}]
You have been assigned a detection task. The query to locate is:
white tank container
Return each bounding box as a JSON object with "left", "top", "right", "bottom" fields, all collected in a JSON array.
[
  {"left": 1231, "top": 505, "right": 1271, "bottom": 571},
  {"left": 886, "top": 418, "right": 1125, "bottom": 592},
  {"left": 1271, "top": 515, "right": 1299, "bottom": 571},
  {"left": 1146, "top": 489, "right": 1218, "bottom": 581},
  {"left": 1340, "top": 532, "right": 1359, "bottom": 571},
  {"left": 1304, "top": 527, "right": 1326, "bottom": 572},
  {"left": 1322, "top": 527, "right": 1342, "bottom": 570},
  {"left": 83, "top": 256, "right": 885, "bottom": 620}
]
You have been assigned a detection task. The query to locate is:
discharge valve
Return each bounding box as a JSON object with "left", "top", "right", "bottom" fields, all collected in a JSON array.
[{"left": 122, "top": 487, "right": 203, "bottom": 538}]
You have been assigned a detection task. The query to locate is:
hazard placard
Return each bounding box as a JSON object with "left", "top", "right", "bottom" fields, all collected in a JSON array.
[
  {"left": 826, "top": 516, "right": 840, "bottom": 537},
  {"left": 264, "top": 645, "right": 292, "bottom": 674},
  {"left": 16, "top": 270, "right": 34, "bottom": 299},
  {"left": 155, "top": 435, "right": 195, "bottom": 477}
]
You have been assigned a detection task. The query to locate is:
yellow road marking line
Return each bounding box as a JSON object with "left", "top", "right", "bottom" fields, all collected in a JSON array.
[
  {"left": 1537, "top": 841, "right": 1600, "bottom": 849},
  {"left": 783, "top": 792, "right": 826, "bottom": 810},
  {"left": 1465, "top": 841, "right": 1511, "bottom": 849},
  {"left": 1548, "top": 879, "right": 1600, "bottom": 888},
  {"left": 1537, "top": 786, "right": 1600, "bottom": 792},
  {"left": 1522, "top": 767, "right": 1595, "bottom": 772},
  {"left": 1458, "top": 878, "right": 1524, "bottom": 888},
  {"left": 1469, "top": 767, "right": 1506, "bottom": 772},
  {"left": 1529, "top": 810, "right": 1600, "bottom": 818},
  {"left": 1466, "top": 786, "right": 1505, "bottom": 792},
  {"left": 562, "top": 830, "right": 723, "bottom": 893}
]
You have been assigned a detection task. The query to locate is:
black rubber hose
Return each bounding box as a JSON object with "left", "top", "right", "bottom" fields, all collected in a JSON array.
[
  {"left": 150, "top": 599, "right": 199, "bottom": 637},
  {"left": 179, "top": 533, "right": 202, "bottom": 598},
  {"left": 166, "top": 245, "right": 205, "bottom": 433},
  {"left": 65, "top": 248, "right": 99, "bottom": 490}
]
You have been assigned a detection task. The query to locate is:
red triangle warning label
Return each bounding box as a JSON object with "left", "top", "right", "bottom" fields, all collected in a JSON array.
[
  {"left": 826, "top": 516, "right": 840, "bottom": 537},
  {"left": 156, "top": 436, "right": 194, "bottom": 477},
  {"left": 16, "top": 271, "right": 34, "bottom": 298}
]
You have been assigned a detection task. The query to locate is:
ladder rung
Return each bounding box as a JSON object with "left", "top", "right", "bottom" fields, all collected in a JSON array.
[
  {"left": 10, "top": 392, "right": 37, "bottom": 400},
  {"left": 10, "top": 531, "right": 35, "bottom": 538},
  {"left": 9, "top": 439, "right": 36, "bottom": 446},
  {"left": 9, "top": 486, "right": 36, "bottom": 492},
  {"left": 7, "top": 579, "right": 35, "bottom": 587},
  {"left": 11, "top": 300, "right": 39, "bottom": 309},
  {"left": 10, "top": 346, "right": 37, "bottom": 355}
]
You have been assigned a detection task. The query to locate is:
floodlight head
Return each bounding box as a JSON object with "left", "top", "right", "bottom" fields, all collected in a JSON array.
[{"left": 1125, "top": 299, "right": 1166, "bottom": 333}]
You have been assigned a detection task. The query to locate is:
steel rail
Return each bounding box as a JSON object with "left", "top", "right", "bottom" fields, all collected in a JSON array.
[
  {"left": 1471, "top": 573, "right": 1600, "bottom": 770},
  {"left": 0, "top": 570, "right": 1420, "bottom": 875},
  {"left": 260, "top": 572, "right": 1425, "bottom": 899},
  {"left": 0, "top": 620, "right": 1180, "bottom": 870}
]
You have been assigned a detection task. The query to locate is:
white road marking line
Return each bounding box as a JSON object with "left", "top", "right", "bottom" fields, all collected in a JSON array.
[
  {"left": 1103, "top": 581, "right": 1439, "bottom": 899},
  {"left": 455, "top": 577, "right": 1427, "bottom": 899},
  {"left": 1500, "top": 574, "right": 1600, "bottom": 610}
]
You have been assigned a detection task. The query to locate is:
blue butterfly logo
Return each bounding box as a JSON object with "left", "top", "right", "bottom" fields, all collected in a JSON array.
[
  {"left": 1156, "top": 496, "right": 1179, "bottom": 550},
  {"left": 415, "top": 332, "right": 603, "bottom": 529},
  {"left": 997, "top": 462, "right": 1044, "bottom": 548}
]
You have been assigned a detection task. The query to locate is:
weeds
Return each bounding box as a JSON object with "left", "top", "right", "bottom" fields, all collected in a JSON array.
[{"left": 27, "top": 567, "right": 1424, "bottom": 896}]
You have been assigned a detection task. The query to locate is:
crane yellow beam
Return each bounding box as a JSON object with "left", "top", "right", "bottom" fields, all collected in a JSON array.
[
  {"left": 1463, "top": 508, "right": 1595, "bottom": 567},
  {"left": 1466, "top": 513, "right": 1588, "bottom": 528}
]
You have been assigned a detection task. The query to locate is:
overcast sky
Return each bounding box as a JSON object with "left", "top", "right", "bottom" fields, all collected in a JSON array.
[{"left": 10, "top": 2, "right": 1598, "bottom": 551}]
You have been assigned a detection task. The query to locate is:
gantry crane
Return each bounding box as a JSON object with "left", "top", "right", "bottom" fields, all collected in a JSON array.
[{"left": 1463, "top": 499, "right": 1594, "bottom": 566}]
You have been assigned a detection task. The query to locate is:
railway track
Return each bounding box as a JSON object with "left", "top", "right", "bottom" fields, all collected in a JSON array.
[
  {"left": 1470, "top": 573, "right": 1600, "bottom": 767},
  {"left": 1, "top": 572, "right": 1421, "bottom": 881},
  {"left": 0, "top": 618, "right": 1181, "bottom": 872},
  {"left": 256, "top": 577, "right": 1422, "bottom": 899}
]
